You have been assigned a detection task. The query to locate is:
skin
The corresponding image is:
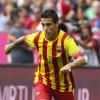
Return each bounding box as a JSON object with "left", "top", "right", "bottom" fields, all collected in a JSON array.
[{"left": 41, "top": 18, "right": 59, "bottom": 41}]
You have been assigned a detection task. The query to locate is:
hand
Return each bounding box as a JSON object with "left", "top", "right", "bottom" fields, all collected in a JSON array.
[
  {"left": 60, "top": 64, "right": 71, "bottom": 72},
  {"left": 4, "top": 44, "right": 13, "bottom": 54}
]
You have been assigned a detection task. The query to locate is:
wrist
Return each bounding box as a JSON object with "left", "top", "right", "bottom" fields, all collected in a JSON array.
[
  {"left": 67, "top": 63, "right": 74, "bottom": 68},
  {"left": 11, "top": 42, "right": 16, "bottom": 49}
]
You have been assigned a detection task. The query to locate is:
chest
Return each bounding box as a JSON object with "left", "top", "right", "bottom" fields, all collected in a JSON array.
[{"left": 37, "top": 40, "right": 63, "bottom": 59}]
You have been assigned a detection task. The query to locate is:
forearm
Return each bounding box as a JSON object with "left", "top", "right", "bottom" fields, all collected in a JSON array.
[
  {"left": 14, "top": 36, "right": 24, "bottom": 46},
  {"left": 5, "top": 36, "right": 24, "bottom": 54},
  {"left": 10, "top": 36, "right": 24, "bottom": 48},
  {"left": 69, "top": 56, "right": 86, "bottom": 68},
  {"left": 60, "top": 56, "right": 86, "bottom": 72}
]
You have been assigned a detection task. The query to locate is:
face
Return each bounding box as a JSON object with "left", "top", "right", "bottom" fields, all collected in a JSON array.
[
  {"left": 20, "top": 8, "right": 28, "bottom": 17},
  {"left": 85, "top": 0, "right": 93, "bottom": 6},
  {"left": 33, "top": 7, "right": 41, "bottom": 20},
  {"left": 16, "top": 15, "right": 25, "bottom": 26},
  {"left": 41, "top": 18, "right": 58, "bottom": 40},
  {"left": 81, "top": 27, "right": 91, "bottom": 39},
  {"left": 77, "top": 8, "right": 85, "bottom": 20},
  {"left": 92, "top": 1, "right": 100, "bottom": 15}
]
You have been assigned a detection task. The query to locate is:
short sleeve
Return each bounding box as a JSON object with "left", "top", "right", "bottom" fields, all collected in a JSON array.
[
  {"left": 64, "top": 36, "right": 81, "bottom": 58},
  {"left": 23, "top": 33, "right": 37, "bottom": 48}
]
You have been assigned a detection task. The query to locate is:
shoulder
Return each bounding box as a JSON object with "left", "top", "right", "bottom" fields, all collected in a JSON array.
[
  {"left": 64, "top": 34, "right": 76, "bottom": 45},
  {"left": 25, "top": 31, "right": 42, "bottom": 39},
  {"left": 59, "top": 30, "right": 69, "bottom": 39}
]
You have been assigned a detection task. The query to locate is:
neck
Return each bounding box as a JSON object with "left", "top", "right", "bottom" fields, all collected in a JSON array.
[{"left": 50, "top": 33, "right": 58, "bottom": 40}]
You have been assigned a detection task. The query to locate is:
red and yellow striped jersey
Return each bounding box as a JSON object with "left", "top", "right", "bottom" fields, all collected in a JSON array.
[{"left": 23, "top": 30, "right": 80, "bottom": 92}]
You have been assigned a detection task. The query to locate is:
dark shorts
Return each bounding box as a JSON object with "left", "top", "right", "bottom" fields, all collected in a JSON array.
[{"left": 34, "top": 82, "right": 75, "bottom": 100}]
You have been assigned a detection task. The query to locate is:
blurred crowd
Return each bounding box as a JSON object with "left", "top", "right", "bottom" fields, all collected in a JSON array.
[{"left": 0, "top": 0, "right": 100, "bottom": 66}]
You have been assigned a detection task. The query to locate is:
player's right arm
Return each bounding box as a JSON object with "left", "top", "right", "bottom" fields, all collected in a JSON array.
[
  {"left": 5, "top": 33, "right": 37, "bottom": 54},
  {"left": 5, "top": 36, "right": 24, "bottom": 54}
]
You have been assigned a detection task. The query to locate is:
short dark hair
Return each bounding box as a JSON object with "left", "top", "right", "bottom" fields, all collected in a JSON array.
[
  {"left": 58, "top": 23, "right": 68, "bottom": 32},
  {"left": 41, "top": 9, "right": 58, "bottom": 23}
]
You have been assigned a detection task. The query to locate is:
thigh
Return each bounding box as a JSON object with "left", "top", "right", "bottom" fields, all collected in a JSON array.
[
  {"left": 34, "top": 83, "right": 52, "bottom": 100},
  {"left": 53, "top": 91, "right": 75, "bottom": 100}
]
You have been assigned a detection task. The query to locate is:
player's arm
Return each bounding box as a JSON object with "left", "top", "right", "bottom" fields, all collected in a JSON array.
[
  {"left": 60, "top": 36, "right": 86, "bottom": 72},
  {"left": 60, "top": 56, "right": 86, "bottom": 72},
  {"left": 4, "top": 36, "right": 24, "bottom": 54}
]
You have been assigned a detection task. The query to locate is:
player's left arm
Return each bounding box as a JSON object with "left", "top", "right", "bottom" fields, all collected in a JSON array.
[
  {"left": 60, "top": 56, "right": 85, "bottom": 72},
  {"left": 60, "top": 36, "right": 86, "bottom": 72}
]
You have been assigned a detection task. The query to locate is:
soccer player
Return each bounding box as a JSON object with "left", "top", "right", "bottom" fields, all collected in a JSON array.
[{"left": 5, "top": 9, "right": 86, "bottom": 100}]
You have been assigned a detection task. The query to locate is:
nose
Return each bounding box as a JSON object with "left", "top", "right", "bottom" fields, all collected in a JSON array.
[{"left": 44, "top": 25, "right": 48, "bottom": 31}]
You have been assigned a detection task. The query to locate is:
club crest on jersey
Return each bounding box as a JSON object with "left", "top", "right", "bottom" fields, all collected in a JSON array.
[{"left": 56, "top": 46, "right": 62, "bottom": 53}]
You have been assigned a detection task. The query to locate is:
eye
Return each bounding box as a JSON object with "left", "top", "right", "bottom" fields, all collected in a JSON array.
[
  {"left": 46, "top": 23, "right": 52, "bottom": 26},
  {"left": 41, "top": 23, "right": 52, "bottom": 27},
  {"left": 41, "top": 23, "right": 45, "bottom": 27}
]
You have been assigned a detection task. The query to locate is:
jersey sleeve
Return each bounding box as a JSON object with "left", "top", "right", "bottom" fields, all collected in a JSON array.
[
  {"left": 23, "top": 33, "right": 37, "bottom": 48},
  {"left": 64, "top": 36, "right": 81, "bottom": 58}
]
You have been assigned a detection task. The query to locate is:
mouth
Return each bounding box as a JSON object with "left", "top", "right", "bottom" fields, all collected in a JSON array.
[
  {"left": 45, "top": 32, "right": 51, "bottom": 38},
  {"left": 45, "top": 33, "right": 49, "bottom": 37},
  {"left": 45, "top": 32, "right": 48, "bottom": 34},
  {"left": 45, "top": 31, "right": 49, "bottom": 34},
  {"left": 45, "top": 31, "right": 49, "bottom": 36}
]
